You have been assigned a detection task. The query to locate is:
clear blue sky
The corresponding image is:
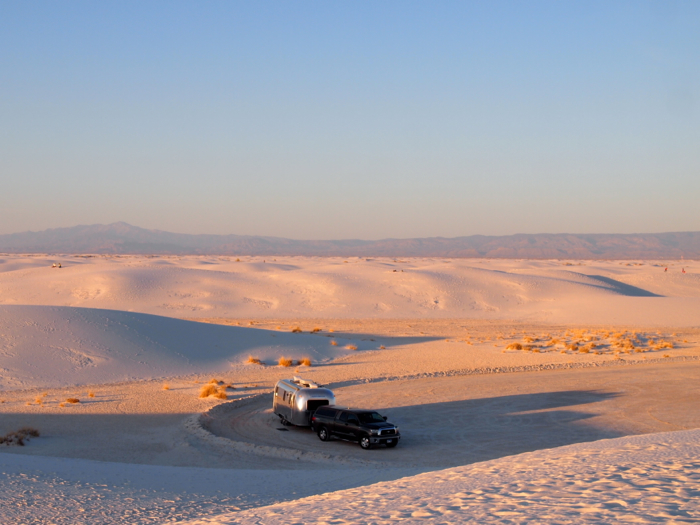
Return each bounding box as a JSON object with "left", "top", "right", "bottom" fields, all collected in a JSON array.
[{"left": 1, "top": 1, "right": 698, "bottom": 239}]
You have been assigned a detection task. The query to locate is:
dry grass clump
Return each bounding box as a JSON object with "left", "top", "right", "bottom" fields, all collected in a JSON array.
[
  {"left": 209, "top": 378, "right": 223, "bottom": 384},
  {"left": 345, "top": 344, "right": 358, "bottom": 351},
  {"left": 34, "top": 397, "right": 43, "bottom": 404},
  {"left": 311, "top": 327, "right": 322, "bottom": 333},
  {"left": 247, "top": 356, "right": 263, "bottom": 365},
  {"left": 654, "top": 341, "right": 674, "bottom": 350},
  {"left": 523, "top": 336, "right": 536, "bottom": 343},
  {"left": 66, "top": 398, "right": 80, "bottom": 404},
  {"left": 58, "top": 402, "right": 65, "bottom": 407},
  {"left": 506, "top": 342, "right": 523, "bottom": 351},
  {"left": 291, "top": 327, "right": 302, "bottom": 333},
  {"left": 199, "top": 384, "right": 218, "bottom": 398},
  {"left": 1, "top": 427, "right": 40, "bottom": 446},
  {"left": 299, "top": 357, "right": 312, "bottom": 367},
  {"left": 163, "top": 383, "right": 170, "bottom": 390},
  {"left": 278, "top": 357, "right": 293, "bottom": 367},
  {"left": 330, "top": 340, "right": 338, "bottom": 346},
  {"left": 379, "top": 345, "right": 386, "bottom": 349},
  {"left": 199, "top": 383, "right": 228, "bottom": 399}
]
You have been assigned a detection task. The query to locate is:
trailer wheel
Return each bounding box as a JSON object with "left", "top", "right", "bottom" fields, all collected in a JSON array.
[
  {"left": 318, "top": 427, "right": 330, "bottom": 441},
  {"left": 360, "top": 436, "right": 371, "bottom": 450}
]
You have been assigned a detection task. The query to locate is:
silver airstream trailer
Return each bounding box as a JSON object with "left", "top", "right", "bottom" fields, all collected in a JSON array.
[{"left": 273, "top": 377, "right": 336, "bottom": 426}]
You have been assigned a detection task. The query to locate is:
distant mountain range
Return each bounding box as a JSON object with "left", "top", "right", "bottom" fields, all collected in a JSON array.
[{"left": 1, "top": 222, "right": 699, "bottom": 259}]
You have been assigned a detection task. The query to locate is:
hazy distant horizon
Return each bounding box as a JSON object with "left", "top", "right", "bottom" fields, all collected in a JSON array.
[
  {"left": 4, "top": 221, "right": 700, "bottom": 242},
  {"left": 2, "top": 222, "right": 700, "bottom": 259}
]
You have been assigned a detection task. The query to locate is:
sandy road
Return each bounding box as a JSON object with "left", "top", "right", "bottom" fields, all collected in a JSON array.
[{"left": 204, "top": 360, "right": 700, "bottom": 470}]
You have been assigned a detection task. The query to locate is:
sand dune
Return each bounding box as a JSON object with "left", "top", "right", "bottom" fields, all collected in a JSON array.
[
  {"left": 184, "top": 429, "right": 700, "bottom": 524},
  {"left": 0, "top": 305, "right": 346, "bottom": 390},
  {"left": 0, "top": 255, "right": 698, "bottom": 325},
  {"left": 1, "top": 255, "right": 698, "bottom": 523}
]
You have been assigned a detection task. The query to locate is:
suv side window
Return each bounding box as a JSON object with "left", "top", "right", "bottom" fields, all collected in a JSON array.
[
  {"left": 339, "top": 412, "right": 349, "bottom": 422},
  {"left": 347, "top": 414, "right": 360, "bottom": 425},
  {"left": 315, "top": 407, "right": 334, "bottom": 418}
]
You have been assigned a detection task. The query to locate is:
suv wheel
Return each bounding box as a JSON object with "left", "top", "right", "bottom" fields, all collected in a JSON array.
[
  {"left": 360, "top": 436, "right": 371, "bottom": 450},
  {"left": 318, "top": 427, "right": 330, "bottom": 441}
]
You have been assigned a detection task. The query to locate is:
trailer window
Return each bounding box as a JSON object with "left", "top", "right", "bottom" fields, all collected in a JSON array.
[{"left": 307, "top": 399, "right": 329, "bottom": 412}]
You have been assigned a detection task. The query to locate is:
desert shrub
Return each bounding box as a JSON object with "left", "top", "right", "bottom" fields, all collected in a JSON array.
[
  {"left": 299, "top": 357, "right": 312, "bottom": 366},
  {"left": 199, "top": 384, "right": 218, "bottom": 398},
  {"left": 212, "top": 389, "right": 228, "bottom": 400},
  {"left": 291, "top": 327, "right": 302, "bottom": 333},
  {"left": 379, "top": 345, "right": 386, "bottom": 349},
  {"left": 579, "top": 347, "right": 589, "bottom": 354},
  {"left": 345, "top": 344, "right": 358, "bottom": 351},
  {"left": 523, "top": 336, "right": 536, "bottom": 343},
  {"left": 311, "top": 327, "right": 322, "bottom": 333},
  {"left": 655, "top": 341, "right": 674, "bottom": 349},
  {"left": 66, "top": 398, "right": 80, "bottom": 404},
  {"left": 0, "top": 427, "right": 40, "bottom": 446},
  {"left": 247, "top": 356, "right": 262, "bottom": 365},
  {"left": 88, "top": 392, "right": 95, "bottom": 398},
  {"left": 506, "top": 342, "right": 523, "bottom": 350},
  {"left": 278, "top": 357, "right": 293, "bottom": 367},
  {"left": 330, "top": 340, "right": 338, "bottom": 346},
  {"left": 163, "top": 384, "right": 170, "bottom": 390},
  {"left": 209, "top": 378, "right": 222, "bottom": 384}
]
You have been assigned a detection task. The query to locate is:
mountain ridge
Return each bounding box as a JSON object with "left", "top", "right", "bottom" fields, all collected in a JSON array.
[{"left": 1, "top": 222, "right": 699, "bottom": 259}]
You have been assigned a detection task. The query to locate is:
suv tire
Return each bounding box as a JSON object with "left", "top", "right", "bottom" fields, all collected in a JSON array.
[
  {"left": 318, "top": 427, "right": 330, "bottom": 441},
  {"left": 360, "top": 436, "right": 371, "bottom": 450}
]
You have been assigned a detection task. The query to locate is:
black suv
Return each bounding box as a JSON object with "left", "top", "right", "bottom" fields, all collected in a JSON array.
[{"left": 310, "top": 406, "right": 400, "bottom": 449}]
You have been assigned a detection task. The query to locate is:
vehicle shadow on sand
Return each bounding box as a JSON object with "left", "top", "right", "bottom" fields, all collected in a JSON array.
[{"left": 300, "top": 390, "right": 624, "bottom": 468}]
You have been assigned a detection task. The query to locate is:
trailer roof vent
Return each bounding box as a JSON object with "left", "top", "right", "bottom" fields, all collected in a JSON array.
[{"left": 292, "top": 376, "right": 319, "bottom": 388}]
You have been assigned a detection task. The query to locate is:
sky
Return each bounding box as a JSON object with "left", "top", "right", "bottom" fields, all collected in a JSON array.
[{"left": 1, "top": 1, "right": 699, "bottom": 240}]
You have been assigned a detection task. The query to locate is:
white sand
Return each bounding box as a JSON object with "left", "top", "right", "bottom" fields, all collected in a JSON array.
[
  {"left": 1, "top": 255, "right": 698, "bottom": 325},
  {"left": 0, "top": 255, "right": 698, "bottom": 523}
]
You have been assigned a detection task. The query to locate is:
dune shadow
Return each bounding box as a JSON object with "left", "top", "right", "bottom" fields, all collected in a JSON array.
[
  {"left": 585, "top": 275, "right": 662, "bottom": 297},
  {"left": 350, "top": 390, "right": 627, "bottom": 467}
]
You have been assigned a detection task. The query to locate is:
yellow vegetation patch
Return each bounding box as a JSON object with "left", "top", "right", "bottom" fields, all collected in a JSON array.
[
  {"left": 199, "top": 384, "right": 218, "bottom": 398},
  {"left": 278, "top": 357, "right": 293, "bottom": 367}
]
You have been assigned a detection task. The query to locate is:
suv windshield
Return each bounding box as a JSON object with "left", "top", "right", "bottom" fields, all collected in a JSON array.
[{"left": 357, "top": 412, "right": 385, "bottom": 423}]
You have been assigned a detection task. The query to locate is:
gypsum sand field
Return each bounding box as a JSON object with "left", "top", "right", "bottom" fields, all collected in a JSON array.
[{"left": 0, "top": 256, "right": 699, "bottom": 523}]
